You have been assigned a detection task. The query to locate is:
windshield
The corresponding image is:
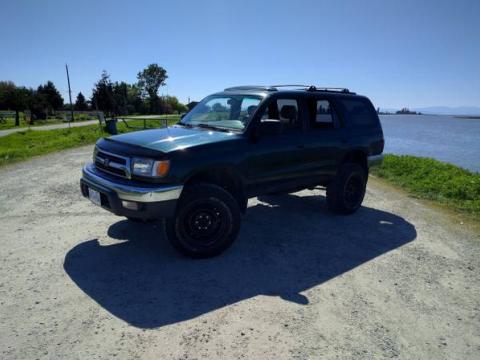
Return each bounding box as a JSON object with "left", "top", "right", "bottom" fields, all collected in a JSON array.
[{"left": 180, "top": 95, "right": 262, "bottom": 131}]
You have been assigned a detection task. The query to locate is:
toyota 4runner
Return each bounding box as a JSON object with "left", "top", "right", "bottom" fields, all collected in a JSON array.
[{"left": 80, "top": 85, "right": 384, "bottom": 258}]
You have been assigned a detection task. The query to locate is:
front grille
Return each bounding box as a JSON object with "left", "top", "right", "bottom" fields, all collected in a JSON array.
[{"left": 94, "top": 149, "right": 131, "bottom": 179}]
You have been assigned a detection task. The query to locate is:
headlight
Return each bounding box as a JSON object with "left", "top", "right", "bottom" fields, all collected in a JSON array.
[
  {"left": 132, "top": 158, "right": 170, "bottom": 177},
  {"left": 92, "top": 147, "right": 98, "bottom": 162}
]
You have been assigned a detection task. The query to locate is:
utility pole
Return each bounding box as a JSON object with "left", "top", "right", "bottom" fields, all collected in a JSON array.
[{"left": 65, "top": 64, "right": 74, "bottom": 127}]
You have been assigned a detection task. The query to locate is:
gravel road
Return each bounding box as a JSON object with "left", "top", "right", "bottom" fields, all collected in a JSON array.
[{"left": 0, "top": 145, "right": 479, "bottom": 359}]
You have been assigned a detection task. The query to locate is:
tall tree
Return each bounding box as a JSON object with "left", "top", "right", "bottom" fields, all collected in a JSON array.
[
  {"left": 37, "top": 81, "right": 63, "bottom": 114},
  {"left": 137, "top": 64, "right": 168, "bottom": 113},
  {"left": 91, "top": 71, "right": 117, "bottom": 118},
  {"left": 74, "top": 92, "right": 88, "bottom": 111},
  {"left": 126, "top": 83, "right": 144, "bottom": 114},
  {"left": 112, "top": 81, "right": 129, "bottom": 115}
]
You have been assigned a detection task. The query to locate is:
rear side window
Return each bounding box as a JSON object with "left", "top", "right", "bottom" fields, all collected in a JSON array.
[
  {"left": 340, "top": 98, "right": 378, "bottom": 127},
  {"left": 307, "top": 99, "right": 337, "bottom": 129}
]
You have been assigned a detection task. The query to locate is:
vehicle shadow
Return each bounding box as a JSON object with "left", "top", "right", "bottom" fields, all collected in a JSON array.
[{"left": 64, "top": 193, "right": 416, "bottom": 328}]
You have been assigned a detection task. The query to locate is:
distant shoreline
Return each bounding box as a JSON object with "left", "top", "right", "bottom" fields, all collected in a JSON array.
[
  {"left": 453, "top": 115, "right": 480, "bottom": 120},
  {"left": 379, "top": 113, "right": 480, "bottom": 119}
]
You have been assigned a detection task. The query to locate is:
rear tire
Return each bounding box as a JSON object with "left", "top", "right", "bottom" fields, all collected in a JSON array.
[
  {"left": 164, "top": 183, "right": 241, "bottom": 258},
  {"left": 326, "top": 163, "right": 367, "bottom": 214}
]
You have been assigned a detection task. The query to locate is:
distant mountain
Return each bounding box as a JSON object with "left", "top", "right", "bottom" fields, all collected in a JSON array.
[
  {"left": 412, "top": 106, "right": 480, "bottom": 116},
  {"left": 379, "top": 106, "right": 480, "bottom": 116}
]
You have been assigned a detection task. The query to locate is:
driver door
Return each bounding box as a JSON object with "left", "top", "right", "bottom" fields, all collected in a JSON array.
[{"left": 245, "top": 96, "right": 307, "bottom": 188}]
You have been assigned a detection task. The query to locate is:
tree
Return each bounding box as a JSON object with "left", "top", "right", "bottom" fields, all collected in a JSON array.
[
  {"left": 37, "top": 81, "right": 63, "bottom": 114},
  {"left": 74, "top": 92, "right": 88, "bottom": 111},
  {"left": 163, "top": 95, "right": 188, "bottom": 114},
  {"left": 112, "top": 81, "right": 129, "bottom": 115},
  {"left": 137, "top": 64, "right": 168, "bottom": 113},
  {"left": 29, "top": 90, "right": 49, "bottom": 121},
  {"left": 126, "top": 83, "right": 145, "bottom": 114},
  {"left": 0, "top": 81, "right": 16, "bottom": 110},
  {"left": 91, "top": 71, "right": 117, "bottom": 118},
  {"left": 0, "top": 81, "right": 31, "bottom": 126}
]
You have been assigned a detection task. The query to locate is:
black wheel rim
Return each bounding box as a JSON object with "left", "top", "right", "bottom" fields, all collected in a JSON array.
[
  {"left": 344, "top": 175, "right": 364, "bottom": 208},
  {"left": 178, "top": 199, "right": 230, "bottom": 248}
]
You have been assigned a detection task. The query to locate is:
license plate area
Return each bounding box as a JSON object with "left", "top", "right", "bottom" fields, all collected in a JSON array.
[{"left": 88, "top": 187, "right": 102, "bottom": 206}]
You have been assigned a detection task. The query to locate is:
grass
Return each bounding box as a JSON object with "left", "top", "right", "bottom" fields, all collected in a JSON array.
[
  {"left": 371, "top": 154, "right": 480, "bottom": 221},
  {"left": 0, "top": 117, "right": 179, "bottom": 167}
]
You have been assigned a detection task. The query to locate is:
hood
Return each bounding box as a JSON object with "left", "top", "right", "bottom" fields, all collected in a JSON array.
[{"left": 109, "top": 125, "right": 240, "bottom": 153}]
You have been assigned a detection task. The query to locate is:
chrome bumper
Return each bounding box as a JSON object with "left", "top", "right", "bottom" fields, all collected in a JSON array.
[
  {"left": 368, "top": 154, "right": 384, "bottom": 167},
  {"left": 82, "top": 163, "right": 183, "bottom": 203}
]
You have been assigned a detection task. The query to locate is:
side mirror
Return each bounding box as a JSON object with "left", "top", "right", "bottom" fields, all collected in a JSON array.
[{"left": 257, "top": 119, "right": 283, "bottom": 136}]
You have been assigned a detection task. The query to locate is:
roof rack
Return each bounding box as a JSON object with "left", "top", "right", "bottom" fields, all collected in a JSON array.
[
  {"left": 224, "top": 85, "right": 277, "bottom": 92},
  {"left": 306, "top": 86, "right": 353, "bottom": 94},
  {"left": 224, "top": 85, "right": 354, "bottom": 94}
]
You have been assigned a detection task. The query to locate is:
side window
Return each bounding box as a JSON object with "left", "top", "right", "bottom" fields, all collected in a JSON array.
[
  {"left": 306, "top": 99, "right": 337, "bottom": 129},
  {"left": 340, "top": 98, "right": 378, "bottom": 127},
  {"left": 260, "top": 98, "right": 300, "bottom": 131}
]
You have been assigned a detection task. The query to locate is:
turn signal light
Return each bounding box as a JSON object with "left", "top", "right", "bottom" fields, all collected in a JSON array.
[{"left": 155, "top": 160, "right": 170, "bottom": 177}]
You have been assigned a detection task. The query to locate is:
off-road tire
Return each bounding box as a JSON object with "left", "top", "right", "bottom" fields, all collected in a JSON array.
[
  {"left": 164, "top": 183, "right": 241, "bottom": 258},
  {"left": 326, "top": 163, "right": 367, "bottom": 214}
]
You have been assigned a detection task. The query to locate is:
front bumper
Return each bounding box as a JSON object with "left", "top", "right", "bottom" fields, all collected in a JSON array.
[{"left": 80, "top": 163, "right": 182, "bottom": 219}]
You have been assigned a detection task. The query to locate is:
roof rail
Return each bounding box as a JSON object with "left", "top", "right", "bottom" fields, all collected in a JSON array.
[
  {"left": 224, "top": 85, "right": 354, "bottom": 94},
  {"left": 224, "top": 85, "right": 277, "bottom": 92},
  {"left": 306, "top": 86, "right": 353, "bottom": 94},
  {"left": 269, "top": 84, "right": 310, "bottom": 88}
]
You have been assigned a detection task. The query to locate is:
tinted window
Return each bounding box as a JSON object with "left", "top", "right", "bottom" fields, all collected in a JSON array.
[
  {"left": 307, "top": 99, "right": 336, "bottom": 129},
  {"left": 340, "top": 98, "right": 378, "bottom": 126},
  {"left": 260, "top": 98, "right": 300, "bottom": 131}
]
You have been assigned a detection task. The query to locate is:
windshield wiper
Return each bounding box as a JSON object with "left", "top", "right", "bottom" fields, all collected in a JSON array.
[
  {"left": 195, "top": 123, "right": 231, "bottom": 132},
  {"left": 177, "top": 121, "right": 193, "bottom": 128}
]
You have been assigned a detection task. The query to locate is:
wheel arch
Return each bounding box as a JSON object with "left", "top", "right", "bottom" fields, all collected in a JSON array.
[
  {"left": 340, "top": 149, "right": 368, "bottom": 173},
  {"left": 183, "top": 166, "right": 248, "bottom": 213}
]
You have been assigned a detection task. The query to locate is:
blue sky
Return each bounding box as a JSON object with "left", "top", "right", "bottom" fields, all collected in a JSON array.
[{"left": 1, "top": 0, "right": 479, "bottom": 108}]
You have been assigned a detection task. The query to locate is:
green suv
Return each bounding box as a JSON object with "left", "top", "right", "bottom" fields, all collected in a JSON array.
[{"left": 80, "top": 85, "right": 384, "bottom": 258}]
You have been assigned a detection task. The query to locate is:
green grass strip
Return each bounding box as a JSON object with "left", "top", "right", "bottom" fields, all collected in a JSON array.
[{"left": 371, "top": 154, "right": 480, "bottom": 220}]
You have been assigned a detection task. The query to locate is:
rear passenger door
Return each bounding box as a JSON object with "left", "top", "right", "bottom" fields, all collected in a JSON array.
[{"left": 300, "top": 97, "right": 346, "bottom": 177}]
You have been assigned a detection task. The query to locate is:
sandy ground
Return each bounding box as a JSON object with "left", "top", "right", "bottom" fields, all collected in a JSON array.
[{"left": 0, "top": 145, "right": 479, "bottom": 360}]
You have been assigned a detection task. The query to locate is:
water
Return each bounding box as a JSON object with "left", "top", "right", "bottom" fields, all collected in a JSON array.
[{"left": 379, "top": 114, "right": 480, "bottom": 172}]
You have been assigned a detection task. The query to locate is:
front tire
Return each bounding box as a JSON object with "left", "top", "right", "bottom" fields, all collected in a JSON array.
[
  {"left": 164, "top": 183, "right": 241, "bottom": 258},
  {"left": 327, "top": 163, "right": 367, "bottom": 214}
]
